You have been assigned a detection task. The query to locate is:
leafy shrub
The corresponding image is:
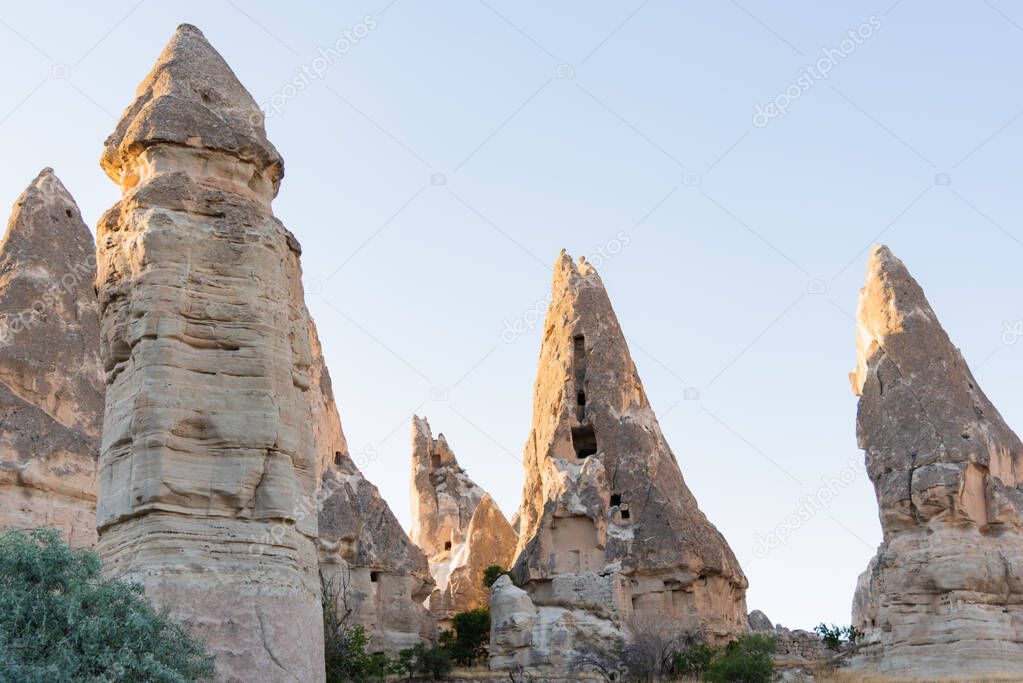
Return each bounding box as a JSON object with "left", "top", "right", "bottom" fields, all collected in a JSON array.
[
  {"left": 704, "top": 634, "right": 777, "bottom": 683},
  {"left": 0, "top": 528, "right": 214, "bottom": 682},
  {"left": 442, "top": 607, "right": 491, "bottom": 666},
  {"left": 482, "top": 565, "right": 512, "bottom": 588},
  {"left": 814, "top": 623, "right": 861, "bottom": 651},
  {"left": 397, "top": 642, "right": 452, "bottom": 680},
  {"left": 671, "top": 642, "right": 718, "bottom": 677}
]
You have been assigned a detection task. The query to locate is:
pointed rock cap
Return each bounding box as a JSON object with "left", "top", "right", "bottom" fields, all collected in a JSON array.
[
  {"left": 850, "top": 243, "right": 1023, "bottom": 530},
  {"left": 102, "top": 24, "right": 282, "bottom": 193},
  {"left": 850, "top": 244, "right": 946, "bottom": 397},
  {"left": 1, "top": 168, "right": 94, "bottom": 272}
]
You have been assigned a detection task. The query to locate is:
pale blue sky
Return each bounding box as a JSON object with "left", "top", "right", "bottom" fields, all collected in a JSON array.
[{"left": 2, "top": 0, "right": 1022, "bottom": 630}]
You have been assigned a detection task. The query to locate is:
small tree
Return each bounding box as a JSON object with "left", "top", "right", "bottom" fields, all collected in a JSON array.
[
  {"left": 443, "top": 607, "right": 491, "bottom": 666},
  {"left": 322, "top": 566, "right": 377, "bottom": 682},
  {"left": 482, "top": 564, "right": 511, "bottom": 588},
  {"left": 398, "top": 642, "right": 452, "bottom": 680},
  {"left": 0, "top": 528, "right": 214, "bottom": 682},
  {"left": 814, "top": 623, "right": 861, "bottom": 651},
  {"left": 704, "top": 634, "right": 777, "bottom": 683}
]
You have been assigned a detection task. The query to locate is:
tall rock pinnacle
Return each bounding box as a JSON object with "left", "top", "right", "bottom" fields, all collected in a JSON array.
[
  {"left": 849, "top": 245, "right": 1023, "bottom": 677},
  {"left": 94, "top": 25, "right": 323, "bottom": 681},
  {"left": 410, "top": 416, "right": 516, "bottom": 624},
  {"left": 0, "top": 169, "right": 103, "bottom": 547},
  {"left": 492, "top": 251, "right": 748, "bottom": 671},
  {"left": 313, "top": 327, "right": 436, "bottom": 653}
]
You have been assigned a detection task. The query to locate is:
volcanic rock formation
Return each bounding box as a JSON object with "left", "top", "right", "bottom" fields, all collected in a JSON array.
[
  {"left": 314, "top": 330, "right": 436, "bottom": 653},
  {"left": 849, "top": 245, "right": 1023, "bottom": 677},
  {"left": 0, "top": 169, "right": 102, "bottom": 547},
  {"left": 94, "top": 25, "right": 324, "bottom": 681},
  {"left": 410, "top": 415, "right": 517, "bottom": 624},
  {"left": 491, "top": 251, "right": 748, "bottom": 671}
]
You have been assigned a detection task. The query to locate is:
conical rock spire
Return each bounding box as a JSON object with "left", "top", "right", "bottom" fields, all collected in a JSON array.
[
  {"left": 409, "top": 416, "right": 515, "bottom": 624},
  {"left": 492, "top": 251, "right": 747, "bottom": 671},
  {"left": 95, "top": 25, "right": 322, "bottom": 682},
  {"left": 0, "top": 169, "right": 102, "bottom": 547},
  {"left": 849, "top": 245, "right": 1023, "bottom": 677},
  {"left": 101, "top": 23, "right": 282, "bottom": 196}
]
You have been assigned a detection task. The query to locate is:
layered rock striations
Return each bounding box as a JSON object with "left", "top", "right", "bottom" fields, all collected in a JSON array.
[
  {"left": 94, "top": 25, "right": 323, "bottom": 682},
  {"left": 0, "top": 169, "right": 103, "bottom": 547},
  {"left": 492, "top": 251, "right": 748, "bottom": 671},
  {"left": 314, "top": 330, "right": 437, "bottom": 653},
  {"left": 410, "top": 416, "right": 517, "bottom": 624},
  {"left": 849, "top": 245, "right": 1023, "bottom": 677}
]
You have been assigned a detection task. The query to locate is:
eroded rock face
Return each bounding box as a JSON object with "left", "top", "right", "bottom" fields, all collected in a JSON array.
[
  {"left": 0, "top": 169, "right": 102, "bottom": 547},
  {"left": 94, "top": 25, "right": 323, "bottom": 682},
  {"left": 492, "top": 251, "right": 748, "bottom": 670},
  {"left": 317, "top": 359, "right": 436, "bottom": 653},
  {"left": 410, "top": 416, "right": 517, "bottom": 623},
  {"left": 848, "top": 245, "right": 1023, "bottom": 677}
]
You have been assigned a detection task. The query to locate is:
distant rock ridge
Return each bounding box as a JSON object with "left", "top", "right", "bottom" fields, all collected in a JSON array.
[
  {"left": 0, "top": 168, "right": 102, "bottom": 548},
  {"left": 848, "top": 244, "right": 1023, "bottom": 677},
  {"left": 94, "top": 24, "right": 323, "bottom": 682},
  {"left": 410, "top": 415, "right": 516, "bottom": 624},
  {"left": 313, "top": 328, "right": 436, "bottom": 653},
  {"left": 491, "top": 251, "right": 748, "bottom": 672}
]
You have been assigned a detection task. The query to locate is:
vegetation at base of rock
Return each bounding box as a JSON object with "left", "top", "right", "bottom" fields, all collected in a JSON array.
[
  {"left": 395, "top": 642, "right": 453, "bottom": 680},
  {"left": 571, "top": 626, "right": 777, "bottom": 683},
  {"left": 703, "top": 635, "right": 777, "bottom": 683},
  {"left": 441, "top": 607, "right": 491, "bottom": 665},
  {"left": 482, "top": 564, "right": 512, "bottom": 588},
  {"left": 814, "top": 623, "right": 861, "bottom": 651},
  {"left": 0, "top": 528, "right": 214, "bottom": 682}
]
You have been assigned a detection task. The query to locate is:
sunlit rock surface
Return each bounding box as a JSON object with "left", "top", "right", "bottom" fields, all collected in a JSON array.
[
  {"left": 849, "top": 244, "right": 1023, "bottom": 678},
  {"left": 410, "top": 415, "right": 516, "bottom": 625},
  {"left": 0, "top": 169, "right": 102, "bottom": 548},
  {"left": 94, "top": 24, "right": 323, "bottom": 682},
  {"left": 491, "top": 251, "right": 748, "bottom": 671}
]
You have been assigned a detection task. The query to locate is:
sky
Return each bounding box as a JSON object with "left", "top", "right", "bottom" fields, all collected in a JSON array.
[{"left": 2, "top": 0, "right": 1023, "bottom": 631}]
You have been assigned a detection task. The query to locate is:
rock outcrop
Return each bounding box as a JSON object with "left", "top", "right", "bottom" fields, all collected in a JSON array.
[
  {"left": 314, "top": 330, "right": 437, "bottom": 654},
  {"left": 848, "top": 245, "right": 1023, "bottom": 677},
  {"left": 492, "top": 251, "right": 748, "bottom": 671},
  {"left": 94, "top": 25, "right": 324, "bottom": 682},
  {"left": 410, "top": 416, "right": 517, "bottom": 624},
  {"left": 0, "top": 169, "right": 102, "bottom": 547}
]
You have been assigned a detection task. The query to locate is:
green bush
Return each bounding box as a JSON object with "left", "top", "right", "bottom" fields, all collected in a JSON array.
[
  {"left": 814, "top": 623, "right": 860, "bottom": 651},
  {"left": 481, "top": 565, "right": 512, "bottom": 588},
  {"left": 397, "top": 642, "right": 452, "bottom": 680},
  {"left": 671, "top": 642, "right": 718, "bottom": 677},
  {"left": 442, "top": 607, "right": 491, "bottom": 666},
  {"left": 704, "top": 634, "right": 777, "bottom": 683},
  {"left": 0, "top": 528, "right": 214, "bottom": 682}
]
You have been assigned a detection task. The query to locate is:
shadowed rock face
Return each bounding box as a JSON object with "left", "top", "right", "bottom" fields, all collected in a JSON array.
[
  {"left": 94, "top": 25, "right": 323, "bottom": 682},
  {"left": 0, "top": 169, "right": 102, "bottom": 547},
  {"left": 410, "top": 416, "right": 516, "bottom": 623},
  {"left": 493, "top": 251, "right": 748, "bottom": 671},
  {"left": 312, "top": 328, "right": 436, "bottom": 653},
  {"left": 849, "top": 244, "right": 1023, "bottom": 677}
]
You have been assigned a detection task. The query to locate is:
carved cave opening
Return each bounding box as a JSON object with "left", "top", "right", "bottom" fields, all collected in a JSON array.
[
  {"left": 370, "top": 571, "right": 380, "bottom": 583},
  {"left": 334, "top": 451, "right": 343, "bottom": 466},
  {"left": 444, "top": 541, "right": 452, "bottom": 551},
  {"left": 572, "top": 424, "right": 597, "bottom": 459}
]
